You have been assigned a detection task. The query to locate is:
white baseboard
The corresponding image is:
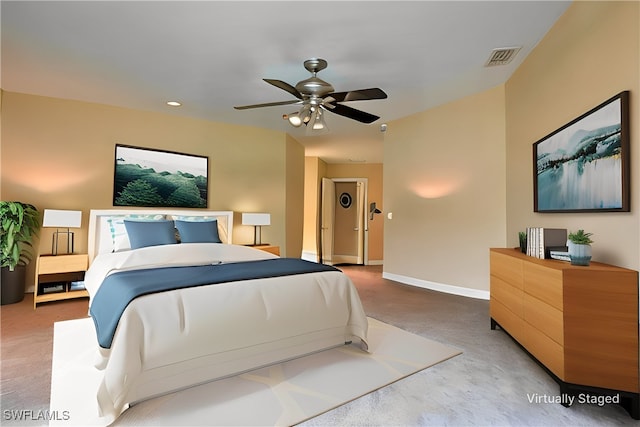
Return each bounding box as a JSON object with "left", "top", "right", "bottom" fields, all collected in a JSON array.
[
  {"left": 382, "top": 271, "right": 490, "bottom": 300},
  {"left": 301, "top": 252, "right": 384, "bottom": 267}
]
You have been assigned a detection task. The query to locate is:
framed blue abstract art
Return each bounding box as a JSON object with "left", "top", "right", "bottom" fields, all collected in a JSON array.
[{"left": 533, "top": 91, "right": 630, "bottom": 213}]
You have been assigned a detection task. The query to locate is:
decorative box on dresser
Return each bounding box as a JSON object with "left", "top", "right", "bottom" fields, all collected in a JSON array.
[{"left": 489, "top": 248, "right": 639, "bottom": 419}]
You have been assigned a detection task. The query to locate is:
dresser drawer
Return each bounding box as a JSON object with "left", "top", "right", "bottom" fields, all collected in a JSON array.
[
  {"left": 490, "top": 251, "right": 523, "bottom": 289},
  {"left": 523, "top": 293, "right": 563, "bottom": 346},
  {"left": 523, "top": 323, "right": 565, "bottom": 379},
  {"left": 491, "top": 275, "right": 523, "bottom": 318},
  {"left": 38, "top": 254, "right": 88, "bottom": 275},
  {"left": 523, "top": 262, "right": 563, "bottom": 310},
  {"left": 491, "top": 298, "right": 525, "bottom": 344}
]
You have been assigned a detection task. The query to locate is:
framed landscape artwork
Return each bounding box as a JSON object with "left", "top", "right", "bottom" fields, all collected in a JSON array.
[
  {"left": 113, "top": 144, "right": 208, "bottom": 208},
  {"left": 533, "top": 91, "right": 630, "bottom": 213}
]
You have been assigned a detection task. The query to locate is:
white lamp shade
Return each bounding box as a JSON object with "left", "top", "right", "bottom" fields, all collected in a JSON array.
[
  {"left": 43, "top": 209, "right": 82, "bottom": 228},
  {"left": 242, "top": 213, "right": 270, "bottom": 226}
]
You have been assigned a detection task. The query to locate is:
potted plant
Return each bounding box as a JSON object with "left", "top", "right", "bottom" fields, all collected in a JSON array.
[
  {"left": 518, "top": 231, "right": 527, "bottom": 253},
  {"left": 1, "top": 201, "right": 40, "bottom": 304},
  {"left": 567, "top": 229, "right": 593, "bottom": 266}
]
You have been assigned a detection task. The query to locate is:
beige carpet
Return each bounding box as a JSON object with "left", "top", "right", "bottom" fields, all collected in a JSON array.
[{"left": 50, "top": 317, "right": 461, "bottom": 426}]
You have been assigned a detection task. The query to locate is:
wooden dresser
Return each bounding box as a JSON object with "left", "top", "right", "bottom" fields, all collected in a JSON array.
[{"left": 489, "top": 248, "right": 639, "bottom": 419}]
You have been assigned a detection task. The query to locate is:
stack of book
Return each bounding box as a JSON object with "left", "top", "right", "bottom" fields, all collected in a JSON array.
[
  {"left": 69, "top": 280, "right": 86, "bottom": 291},
  {"left": 40, "top": 282, "right": 65, "bottom": 294},
  {"left": 526, "top": 227, "right": 567, "bottom": 259},
  {"left": 549, "top": 249, "right": 570, "bottom": 261}
]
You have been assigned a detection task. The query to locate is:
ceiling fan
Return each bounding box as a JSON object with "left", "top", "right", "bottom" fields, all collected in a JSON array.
[{"left": 234, "top": 58, "right": 387, "bottom": 131}]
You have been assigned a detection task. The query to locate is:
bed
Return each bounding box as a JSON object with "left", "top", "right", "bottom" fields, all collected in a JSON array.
[{"left": 84, "top": 209, "right": 369, "bottom": 425}]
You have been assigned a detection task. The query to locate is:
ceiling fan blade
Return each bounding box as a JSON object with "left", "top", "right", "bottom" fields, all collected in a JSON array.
[
  {"left": 326, "top": 103, "right": 380, "bottom": 124},
  {"left": 263, "top": 79, "right": 303, "bottom": 99},
  {"left": 234, "top": 99, "right": 300, "bottom": 110},
  {"left": 327, "top": 88, "right": 387, "bottom": 103}
]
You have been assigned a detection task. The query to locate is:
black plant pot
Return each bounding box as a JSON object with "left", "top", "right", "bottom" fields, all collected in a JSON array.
[
  {"left": 1, "top": 265, "right": 26, "bottom": 305},
  {"left": 519, "top": 241, "right": 527, "bottom": 254}
]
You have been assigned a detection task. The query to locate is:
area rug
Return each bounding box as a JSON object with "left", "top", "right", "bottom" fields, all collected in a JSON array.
[{"left": 50, "top": 317, "right": 461, "bottom": 426}]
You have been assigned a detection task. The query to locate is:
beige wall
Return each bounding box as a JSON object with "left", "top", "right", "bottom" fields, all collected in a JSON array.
[
  {"left": 382, "top": 1, "right": 639, "bottom": 295},
  {"left": 302, "top": 157, "right": 324, "bottom": 260},
  {"left": 383, "top": 85, "right": 507, "bottom": 294},
  {"left": 302, "top": 158, "right": 384, "bottom": 264},
  {"left": 506, "top": 1, "right": 639, "bottom": 269},
  {"left": 1, "top": 91, "right": 305, "bottom": 285},
  {"left": 285, "top": 134, "right": 305, "bottom": 257}
]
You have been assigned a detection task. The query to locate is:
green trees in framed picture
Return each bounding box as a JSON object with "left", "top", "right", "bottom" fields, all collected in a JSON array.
[{"left": 113, "top": 144, "right": 208, "bottom": 208}]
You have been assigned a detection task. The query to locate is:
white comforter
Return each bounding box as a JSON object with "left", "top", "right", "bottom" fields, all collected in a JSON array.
[{"left": 84, "top": 244, "right": 369, "bottom": 425}]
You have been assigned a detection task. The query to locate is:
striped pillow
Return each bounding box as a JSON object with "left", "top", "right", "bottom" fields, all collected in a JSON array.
[{"left": 107, "top": 214, "right": 165, "bottom": 252}]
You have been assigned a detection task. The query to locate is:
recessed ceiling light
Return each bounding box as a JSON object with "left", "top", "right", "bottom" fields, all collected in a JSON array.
[{"left": 166, "top": 101, "right": 182, "bottom": 107}]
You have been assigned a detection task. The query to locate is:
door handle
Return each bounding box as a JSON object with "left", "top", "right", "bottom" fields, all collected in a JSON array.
[{"left": 354, "top": 227, "right": 359, "bottom": 231}]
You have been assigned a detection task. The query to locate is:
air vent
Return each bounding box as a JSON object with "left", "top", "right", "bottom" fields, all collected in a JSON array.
[{"left": 485, "top": 47, "right": 522, "bottom": 67}]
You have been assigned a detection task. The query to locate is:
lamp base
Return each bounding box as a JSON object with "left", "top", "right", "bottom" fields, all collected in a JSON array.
[
  {"left": 52, "top": 229, "right": 75, "bottom": 255},
  {"left": 253, "top": 226, "right": 263, "bottom": 246}
]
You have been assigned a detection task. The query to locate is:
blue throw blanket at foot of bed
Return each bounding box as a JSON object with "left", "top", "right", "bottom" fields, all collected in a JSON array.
[{"left": 90, "top": 258, "right": 339, "bottom": 348}]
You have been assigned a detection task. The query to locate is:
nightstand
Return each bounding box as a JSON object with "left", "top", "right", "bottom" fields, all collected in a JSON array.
[
  {"left": 33, "top": 254, "right": 89, "bottom": 309},
  {"left": 250, "top": 245, "right": 280, "bottom": 256}
]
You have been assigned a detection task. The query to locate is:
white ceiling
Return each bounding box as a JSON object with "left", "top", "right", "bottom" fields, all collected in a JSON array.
[{"left": 1, "top": 1, "right": 571, "bottom": 163}]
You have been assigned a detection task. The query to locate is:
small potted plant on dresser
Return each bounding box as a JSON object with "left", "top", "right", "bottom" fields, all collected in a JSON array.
[
  {"left": 0, "top": 201, "right": 40, "bottom": 304},
  {"left": 518, "top": 231, "right": 527, "bottom": 254},
  {"left": 567, "top": 229, "right": 593, "bottom": 266}
]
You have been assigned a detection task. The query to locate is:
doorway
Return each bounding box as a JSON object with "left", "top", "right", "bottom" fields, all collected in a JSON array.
[{"left": 320, "top": 178, "right": 367, "bottom": 265}]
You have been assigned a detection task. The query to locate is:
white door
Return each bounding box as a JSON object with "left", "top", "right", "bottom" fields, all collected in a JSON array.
[
  {"left": 321, "top": 178, "right": 366, "bottom": 265},
  {"left": 320, "top": 178, "right": 335, "bottom": 265},
  {"left": 355, "top": 181, "right": 365, "bottom": 264}
]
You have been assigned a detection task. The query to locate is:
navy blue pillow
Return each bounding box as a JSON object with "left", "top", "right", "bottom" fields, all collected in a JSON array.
[
  {"left": 124, "top": 220, "right": 177, "bottom": 249},
  {"left": 175, "top": 220, "right": 221, "bottom": 243}
]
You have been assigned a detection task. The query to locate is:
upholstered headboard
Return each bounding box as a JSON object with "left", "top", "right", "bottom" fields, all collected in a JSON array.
[{"left": 88, "top": 209, "right": 234, "bottom": 263}]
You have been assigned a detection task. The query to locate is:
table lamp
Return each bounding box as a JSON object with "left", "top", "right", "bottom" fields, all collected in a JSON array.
[
  {"left": 242, "top": 213, "right": 270, "bottom": 246},
  {"left": 42, "top": 209, "right": 82, "bottom": 255}
]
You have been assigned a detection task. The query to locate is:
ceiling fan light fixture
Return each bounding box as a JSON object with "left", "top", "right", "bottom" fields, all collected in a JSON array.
[
  {"left": 312, "top": 110, "right": 326, "bottom": 130},
  {"left": 298, "top": 104, "right": 312, "bottom": 125},
  {"left": 286, "top": 112, "right": 303, "bottom": 127},
  {"left": 307, "top": 108, "right": 328, "bottom": 133}
]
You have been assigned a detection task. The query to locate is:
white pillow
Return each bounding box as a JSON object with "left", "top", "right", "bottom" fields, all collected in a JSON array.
[{"left": 107, "top": 214, "right": 165, "bottom": 252}]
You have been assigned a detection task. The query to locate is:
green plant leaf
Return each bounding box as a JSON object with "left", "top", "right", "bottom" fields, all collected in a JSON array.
[
  {"left": 0, "top": 201, "right": 40, "bottom": 269},
  {"left": 568, "top": 229, "right": 594, "bottom": 245}
]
